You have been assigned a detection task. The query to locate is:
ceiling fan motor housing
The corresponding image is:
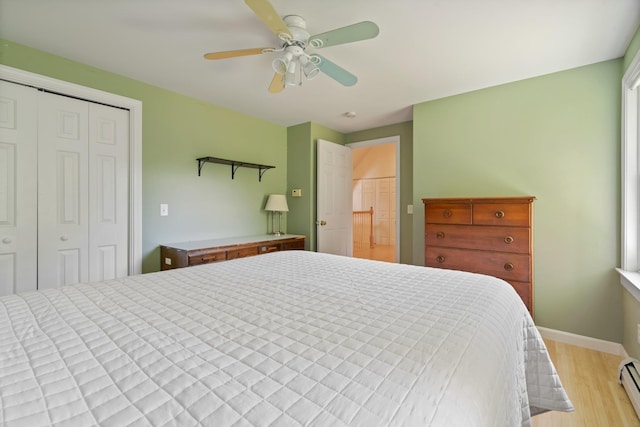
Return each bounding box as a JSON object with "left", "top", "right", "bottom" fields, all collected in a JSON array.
[{"left": 282, "top": 15, "right": 310, "bottom": 45}]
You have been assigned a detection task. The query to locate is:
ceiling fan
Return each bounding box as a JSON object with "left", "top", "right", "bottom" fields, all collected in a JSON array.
[{"left": 203, "top": 0, "right": 380, "bottom": 93}]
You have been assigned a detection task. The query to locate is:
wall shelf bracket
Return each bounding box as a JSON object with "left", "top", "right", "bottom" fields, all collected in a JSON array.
[{"left": 197, "top": 156, "right": 275, "bottom": 182}]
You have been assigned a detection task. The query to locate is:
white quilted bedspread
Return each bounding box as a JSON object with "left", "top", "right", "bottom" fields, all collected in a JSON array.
[{"left": 0, "top": 251, "right": 572, "bottom": 427}]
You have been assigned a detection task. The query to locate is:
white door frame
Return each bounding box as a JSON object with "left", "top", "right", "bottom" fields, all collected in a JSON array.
[
  {"left": 0, "top": 64, "right": 143, "bottom": 275},
  {"left": 346, "top": 136, "right": 400, "bottom": 262}
]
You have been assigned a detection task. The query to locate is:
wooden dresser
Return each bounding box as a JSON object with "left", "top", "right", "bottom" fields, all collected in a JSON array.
[
  {"left": 422, "top": 197, "right": 535, "bottom": 314},
  {"left": 160, "top": 234, "right": 305, "bottom": 271}
]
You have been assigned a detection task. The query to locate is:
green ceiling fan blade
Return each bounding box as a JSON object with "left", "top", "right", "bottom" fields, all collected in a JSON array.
[
  {"left": 312, "top": 55, "right": 357, "bottom": 86},
  {"left": 309, "top": 21, "right": 379, "bottom": 49}
]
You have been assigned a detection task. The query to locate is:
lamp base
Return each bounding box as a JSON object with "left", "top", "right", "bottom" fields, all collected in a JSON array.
[{"left": 273, "top": 231, "right": 283, "bottom": 236}]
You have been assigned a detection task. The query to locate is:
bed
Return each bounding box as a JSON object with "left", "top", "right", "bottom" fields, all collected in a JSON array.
[{"left": 0, "top": 250, "right": 572, "bottom": 426}]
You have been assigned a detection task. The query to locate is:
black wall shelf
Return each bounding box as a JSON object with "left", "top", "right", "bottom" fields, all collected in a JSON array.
[{"left": 197, "top": 156, "right": 275, "bottom": 182}]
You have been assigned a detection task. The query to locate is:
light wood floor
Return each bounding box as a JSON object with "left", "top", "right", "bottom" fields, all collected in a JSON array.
[
  {"left": 533, "top": 339, "right": 640, "bottom": 427},
  {"left": 353, "top": 244, "right": 396, "bottom": 263}
]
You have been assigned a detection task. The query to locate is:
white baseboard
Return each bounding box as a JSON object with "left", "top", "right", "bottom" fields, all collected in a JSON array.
[{"left": 537, "top": 326, "right": 628, "bottom": 357}]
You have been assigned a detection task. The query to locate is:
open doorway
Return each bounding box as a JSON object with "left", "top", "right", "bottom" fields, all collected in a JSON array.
[{"left": 347, "top": 137, "right": 399, "bottom": 263}]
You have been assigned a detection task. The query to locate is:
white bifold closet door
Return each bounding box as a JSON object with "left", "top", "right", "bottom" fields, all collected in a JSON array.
[
  {"left": 0, "top": 81, "right": 129, "bottom": 295},
  {"left": 0, "top": 81, "right": 38, "bottom": 294}
]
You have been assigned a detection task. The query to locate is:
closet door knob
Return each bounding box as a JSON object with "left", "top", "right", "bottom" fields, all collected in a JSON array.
[{"left": 2, "top": 238, "right": 11, "bottom": 244}]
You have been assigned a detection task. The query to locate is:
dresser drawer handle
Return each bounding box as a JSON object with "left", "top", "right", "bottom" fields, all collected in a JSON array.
[
  {"left": 436, "top": 231, "right": 445, "bottom": 239},
  {"left": 504, "top": 236, "right": 514, "bottom": 244},
  {"left": 442, "top": 210, "right": 452, "bottom": 218},
  {"left": 495, "top": 210, "right": 505, "bottom": 218},
  {"left": 504, "top": 262, "right": 514, "bottom": 271},
  {"left": 436, "top": 255, "right": 446, "bottom": 263}
]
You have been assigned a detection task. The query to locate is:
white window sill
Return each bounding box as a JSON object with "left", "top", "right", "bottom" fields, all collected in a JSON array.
[{"left": 618, "top": 268, "right": 640, "bottom": 303}]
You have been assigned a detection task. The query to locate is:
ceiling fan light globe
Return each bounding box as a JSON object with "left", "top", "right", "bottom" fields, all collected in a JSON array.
[
  {"left": 284, "top": 61, "right": 297, "bottom": 86},
  {"left": 272, "top": 51, "right": 292, "bottom": 75},
  {"left": 303, "top": 62, "right": 320, "bottom": 79},
  {"left": 272, "top": 58, "right": 288, "bottom": 74},
  {"left": 284, "top": 71, "right": 297, "bottom": 86}
]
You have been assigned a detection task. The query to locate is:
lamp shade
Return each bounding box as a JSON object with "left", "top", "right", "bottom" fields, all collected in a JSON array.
[{"left": 265, "top": 194, "right": 289, "bottom": 212}]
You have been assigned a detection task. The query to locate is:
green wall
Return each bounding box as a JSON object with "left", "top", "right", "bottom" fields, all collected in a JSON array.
[
  {"left": 413, "top": 60, "right": 622, "bottom": 342},
  {"left": 346, "top": 121, "right": 414, "bottom": 264},
  {"left": 622, "top": 26, "right": 640, "bottom": 357},
  {"left": 4, "top": 34, "right": 637, "bottom": 345},
  {"left": 286, "top": 122, "right": 344, "bottom": 251},
  {"left": 0, "top": 39, "right": 288, "bottom": 273}
]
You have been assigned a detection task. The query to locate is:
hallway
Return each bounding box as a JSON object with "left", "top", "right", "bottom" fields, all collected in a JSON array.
[{"left": 353, "top": 244, "right": 395, "bottom": 263}]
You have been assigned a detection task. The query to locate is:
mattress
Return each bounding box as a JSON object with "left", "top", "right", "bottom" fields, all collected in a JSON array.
[{"left": 0, "top": 251, "right": 572, "bottom": 426}]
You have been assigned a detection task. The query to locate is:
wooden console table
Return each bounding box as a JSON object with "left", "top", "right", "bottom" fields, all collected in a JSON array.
[{"left": 160, "top": 234, "right": 305, "bottom": 270}]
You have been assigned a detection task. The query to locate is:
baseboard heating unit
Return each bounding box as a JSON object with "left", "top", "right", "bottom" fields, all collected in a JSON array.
[{"left": 619, "top": 358, "right": 640, "bottom": 419}]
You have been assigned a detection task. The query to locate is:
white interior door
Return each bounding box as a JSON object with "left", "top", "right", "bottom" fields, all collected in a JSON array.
[
  {"left": 89, "top": 103, "right": 129, "bottom": 281},
  {"left": 317, "top": 139, "right": 352, "bottom": 256},
  {"left": 37, "top": 92, "right": 129, "bottom": 290},
  {"left": 0, "top": 81, "right": 38, "bottom": 295},
  {"left": 37, "top": 91, "right": 90, "bottom": 289}
]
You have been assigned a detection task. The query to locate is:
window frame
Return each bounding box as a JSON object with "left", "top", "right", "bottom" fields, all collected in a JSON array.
[
  {"left": 619, "top": 49, "right": 640, "bottom": 302},
  {"left": 622, "top": 51, "right": 640, "bottom": 271}
]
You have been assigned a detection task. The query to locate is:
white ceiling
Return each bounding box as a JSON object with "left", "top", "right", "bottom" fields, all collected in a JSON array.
[{"left": 1, "top": 0, "right": 639, "bottom": 133}]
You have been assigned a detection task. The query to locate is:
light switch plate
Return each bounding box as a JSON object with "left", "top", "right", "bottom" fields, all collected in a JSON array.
[
  {"left": 407, "top": 204, "right": 414, "bottom": 214},
  {"left": 160, "top": 204, "right": 168, "bottom": 216},
  {"left": 292, "top": 189, "right": 302, "bottom": 197}
]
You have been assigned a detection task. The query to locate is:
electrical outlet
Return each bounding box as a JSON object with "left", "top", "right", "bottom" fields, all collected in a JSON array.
[{"left": 292, "top": 189, "right": 302, "bottom": 197}]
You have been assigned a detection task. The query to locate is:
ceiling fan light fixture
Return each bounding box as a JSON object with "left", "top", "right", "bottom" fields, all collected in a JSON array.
[
  {"left": 272, "top": 52, "right": 292, "bottom": 74},
  {"left": 284, "top": 61, "right": 297, "bottom": 86},
  {"left": 204, "top": 1, "right": 379, "bottom": 93},
  {"left": 299, "top": 55, "right": 320, "bottom": 79}
]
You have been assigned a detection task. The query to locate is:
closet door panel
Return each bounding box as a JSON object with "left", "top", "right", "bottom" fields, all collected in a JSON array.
[
  {"left": 37, "top": 91, "right": 89, "bottom": 290},
  {"left": 0, "top": 81, "right": 37, "bottom": 296},
  {"left": 390, "top": 177, "right": 396, "bottom": 244},
  {"left": 376, "top": 178, "right": 391, "bottom": 245},
  {"left": 89, "top": 103, "right": 129, "bottom": 281}
]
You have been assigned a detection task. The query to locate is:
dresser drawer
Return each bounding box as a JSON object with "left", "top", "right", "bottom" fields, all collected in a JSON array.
[
  {"left": 425, "top": 203, "right": 472, "bottom": 224},
  {"left": 472, "top": 203, "right": 531, "bottom": 226},
  {"left": 227, "top": 246, "right": 259, "bottom": 260},
  {"left": 258, "top": 243, "right": 281, "bottom": 254},
  {"left": 425, "top": 224, "right": 530, "bottom": 254},
  {"left": 283, "top": 239, "right": 305, "bottom": 250},
  {"left": 188, "top": 250, "right": 226, "bottom": 265},
  {"left": 507, "top": 280, "right": 532, "bottom": 312},
  {"left": 425, "top": 247, "right": 531, "bottom": 282}
]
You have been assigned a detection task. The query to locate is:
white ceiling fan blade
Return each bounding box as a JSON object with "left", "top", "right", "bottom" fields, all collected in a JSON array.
[
  {"left": 309, "top": 21, "right": 379, "bottom": 49},
  {"left": 245, "top": 0, "right": 292, "bottom": 39},
  {"left": 312, "top": 55, "right": 357, "bottom": 87}
]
